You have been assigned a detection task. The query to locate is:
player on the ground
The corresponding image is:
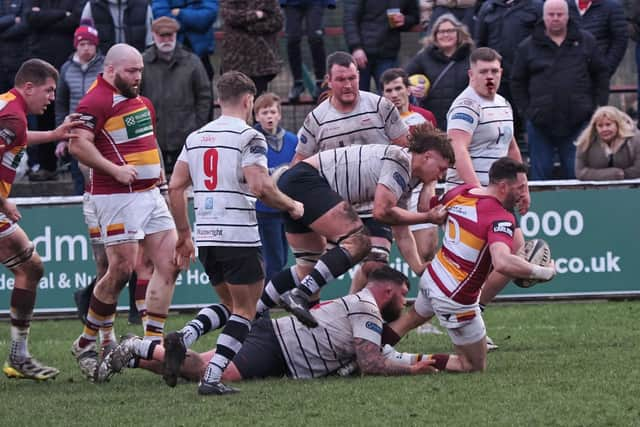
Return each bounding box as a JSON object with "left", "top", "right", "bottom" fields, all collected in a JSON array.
[
  {"left": 167, "top": 71, "right": 304, "bottom": 395},
  {"left": 295, "top": 51, "right": 411, "bottom": 297},
  {"left": 97, "top": 266, "right": 467, "bottom": 383},
  {"left": 386, "top": 158, "right": 556, "bottom": 372},
  {"left": 68, "top": 43, "right": 180, "bottom": 380},
  {"left": 446, "top": 47, "right": 528, "bottom": 349},
  {"left": 1, "top": 59, "right": 82, "bottom": 380},
  {"left": 380, "top": 67, "right": 443, "bottom": 335},
  {"left": 258, "top": 123, "right": 454, "bottom": 328}
]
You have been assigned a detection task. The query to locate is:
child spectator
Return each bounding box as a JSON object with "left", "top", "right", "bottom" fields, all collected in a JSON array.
[{"left": 253, "top": 93, "right": 297, "bottom": 284}]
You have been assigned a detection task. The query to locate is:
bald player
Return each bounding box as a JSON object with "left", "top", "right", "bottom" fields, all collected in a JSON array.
[{"left": 68, "top": 43, "right": 180, "bottom": 381}]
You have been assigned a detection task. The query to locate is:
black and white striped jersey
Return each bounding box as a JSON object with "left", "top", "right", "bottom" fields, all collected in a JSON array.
[
  {"left": 296, "top": 91, "right": 408, "bottom": 158},
  {"left": 446, "top": 86, "right": 514, "bottom": 188},
  {"left": 177, "top": 115, "right": 268, "bottom": 247},
  {"left": 272, "top": 288, "right": 383, "bottom": 379},
  {"left": 315, "top": 144, "right": 414, "bottom": 215}
]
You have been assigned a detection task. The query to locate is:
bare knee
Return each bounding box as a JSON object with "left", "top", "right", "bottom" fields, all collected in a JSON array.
[
  {"left": 107, "top": 260, "right": 135, "bottom": 286},
  {"left": 13, "top": 254, "right": 44, "bottom": 287},
  {"left": 23, "top": 255, "right": 44, "bottom": 283}
]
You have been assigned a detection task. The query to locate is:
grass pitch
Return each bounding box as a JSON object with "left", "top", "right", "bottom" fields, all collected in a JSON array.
[{"left": 1, "top": 301, "right": 638, "bottom": 427}]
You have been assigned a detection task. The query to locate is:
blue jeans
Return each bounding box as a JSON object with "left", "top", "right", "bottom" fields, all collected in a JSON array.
[
  {"left": 358, "top": 56, "right": 398, "bottom": 93},
  {"left": 257, "top": 212, "right": 289, "bottom": 285},
  {"left": 526, "top": 120, "right": 580, "bottom": 180}
]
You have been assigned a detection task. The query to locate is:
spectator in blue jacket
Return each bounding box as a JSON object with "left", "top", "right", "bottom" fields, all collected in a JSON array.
[
  {"left": 280, "top": 0, "right": 335, "bottom": 103},
  {"left": 151, "top": 0, "right": 218, "bottom": 80},
  {"left": 253, "top": 92, "right": 297, "bottom": 284},
  {"left": 569, "top": 0, "right": 628, "bottom": 77}
]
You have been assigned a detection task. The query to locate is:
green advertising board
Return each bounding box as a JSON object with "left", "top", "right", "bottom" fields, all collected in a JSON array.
[{"left": 0, "top": 184, "right": 637, "bottom": 314}]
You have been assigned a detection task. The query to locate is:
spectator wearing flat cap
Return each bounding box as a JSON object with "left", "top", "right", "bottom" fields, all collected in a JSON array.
[
  {"left": 141, "top": 16, "right": 212, "bottom": 173},
  {"left": 151, "top": 0, "right": 219, "bottom": 80}
]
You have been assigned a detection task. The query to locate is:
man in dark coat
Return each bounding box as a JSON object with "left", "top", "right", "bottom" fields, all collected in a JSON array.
[
  {"left": 0, "top": 0, "right": 30, "bottom": 93},
  {"left": 511, "top": 0, "right": 609, "bottom": 180},
  {"left": 141, "top": 16, "right": 212, "bottom": 174},
  {"left": 569, "top": 0, "right": 628, "bottom": 77},
  {"left": 344, "top": 0, "right": 420, "bottom": 92}
]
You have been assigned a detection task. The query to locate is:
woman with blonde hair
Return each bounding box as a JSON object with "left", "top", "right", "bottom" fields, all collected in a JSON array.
[
  {"left": 575, "top": 106, "right": 640, "bottom": 180},
  {"left": 405, "top": 13, "right": 474, "bottom": 129}
]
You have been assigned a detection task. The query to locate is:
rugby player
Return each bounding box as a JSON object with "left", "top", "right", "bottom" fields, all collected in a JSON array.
[
  {"left": 258, "top": 123, "right": 455, "bottom": 328},
  {"left": 380, "top": 68, "right": 442, "bottom": 335},
  {"left": 68, "top": 44, "right": 180, "bottom": 380},
  {"left": 97, "top": 267, "right": 464, "bottom": 383},
  {"left": 293, "top": 51, "right": 411, "bottom": 299},
  {"left": 167, "top": 71, "right": 303, "bottom": 395},
  {"left": 1, "top": 59, "right": 82, "bottom": 380},
  {"left": 446, "top": 47, "right": 528, "bottom": 349},
  {"left": 387, "top": 158, "right": 556, "bottom": 372}
]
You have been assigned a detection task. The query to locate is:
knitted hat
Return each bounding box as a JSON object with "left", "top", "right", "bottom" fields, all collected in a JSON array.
[{"left": 74, "top": 25, "right": 99, "bottom": 48}]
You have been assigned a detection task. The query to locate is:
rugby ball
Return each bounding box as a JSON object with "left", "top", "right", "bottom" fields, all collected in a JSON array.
[
  {"left": 408, "top": 74, "right": 431, "bottom": 98},
  {"left": 513, "top": 239, "right": 552, "bottom": 288}
]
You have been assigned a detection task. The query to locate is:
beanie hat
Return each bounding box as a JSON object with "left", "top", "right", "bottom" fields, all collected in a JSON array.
[{"left": 74, "top": 25, "right": 99, "bottom": 48}]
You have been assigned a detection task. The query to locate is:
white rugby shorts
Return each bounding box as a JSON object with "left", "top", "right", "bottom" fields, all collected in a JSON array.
[
  {"left": 414, "top": 276, "right": 486, "bottom": 346},
  {"left": 82, "top": 192, "right": 103, "bottom": 245},
  {"left": 0, "top": 212, "right": 18, "bottom": 239},
  {"left": 92, "top": 187, "right": 175, "bottom": 246}
]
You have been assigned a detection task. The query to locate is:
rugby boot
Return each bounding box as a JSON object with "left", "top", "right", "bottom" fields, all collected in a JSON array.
[
  {"left": 198, "top": 379, "right": 239, "bottom": 395},
  {"left": 95, "top": 334, "right": 139, "bottom": 383},
  {"left": 280, "top": 288, "right": 318, "bottom": 328},
  {"left": 163, "top": 331, "right": 187, "bottom": 388},
  {"left": 486, "top": 336, "right": 499, "bottom": 351},
  {"left": 3, "top": 357, "right": 59, "bottom": 381},
  {"left": 71, "top": 337, "right": 99, "bottom": 381}
]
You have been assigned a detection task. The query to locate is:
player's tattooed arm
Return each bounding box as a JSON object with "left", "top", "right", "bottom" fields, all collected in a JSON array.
[{"left": 354, "top": 338, "right": 413, "bottom": 376}]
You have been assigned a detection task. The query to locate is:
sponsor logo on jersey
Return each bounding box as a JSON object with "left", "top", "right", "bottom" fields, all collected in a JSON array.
[
  {"left": 393, "top": 171, "right": 407, "bottom": 190},
  {"left": 123, "top": 109, "right": 153, "bottom": 139},
  {"left": 451, "top": 112, "right": 474, "bottom": 124},
  {"left": 0, "top": 128, "right": 16, "bottom": 146},
  {"left": 197, "top": 228, "right": 223, "bottom": 237},
  {"left": 365, "top": 321, "right": 383, "bottom": 335},
  {"left": 492, "top": 220, "right": 514, "bottom": 237}
]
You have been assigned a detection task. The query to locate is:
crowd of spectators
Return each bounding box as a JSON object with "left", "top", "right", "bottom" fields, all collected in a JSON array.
[{"left": 1, "top": 0, "right": 638, "bottom": 186}]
